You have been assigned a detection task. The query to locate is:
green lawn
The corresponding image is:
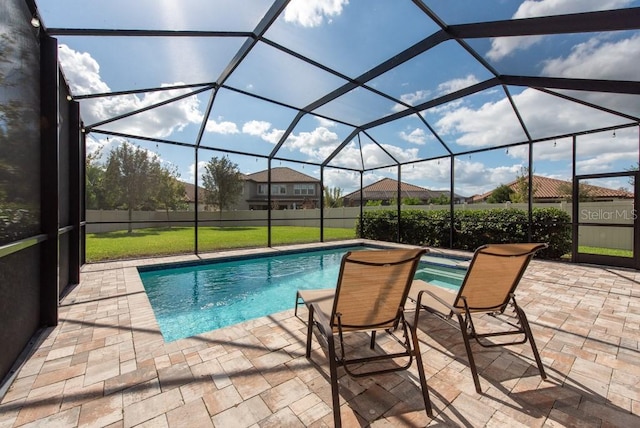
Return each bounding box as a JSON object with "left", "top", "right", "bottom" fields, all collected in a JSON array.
[
  {"left": 578, "top": 246, "right": 633, "bottom": 258},
  {"left": 86, "top": 226, "right": 357, "bottom": 262}
]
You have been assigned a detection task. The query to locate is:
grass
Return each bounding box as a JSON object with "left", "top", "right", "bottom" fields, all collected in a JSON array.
[
  {"left": 578, "top": 246, "right": 633, "bottom": 258},
  {"left": 86, "top": 226, "right": 357, "bottom": 262}
]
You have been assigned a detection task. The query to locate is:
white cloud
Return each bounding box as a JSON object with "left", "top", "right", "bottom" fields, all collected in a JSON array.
[
  {"left": 284, "top": 127, "right": 341, "bottom": 160},
  {"left": 242, "top": 120, "right": 272, "bottom": 136},
  {"left": 434, "top": 80, "right": 634, "bottom": 150},
  {"left": 392, "top": 89, "right": 431, "bottom": 112},
  {"left": 284, "top": 0, "right": 349, "bottom": 27},
  {"left": 58, "top": 45, "right": 110, "bottom": 94},
  {"left": 542, "top": 34, "right": 640, "bottom": 80},
  {"left": 328, "top": 140, "right": 419, "bottom": 170},
  {"left": 322, "top": 168, "right": 361, "bottom": 193},
  {"left": 187, "top": 160, "right": 209, "bottom": 183},
  {"left": 262, "top": 129, "right": 286, "bottom": 144},
  {"left": 205, "top": 118, "right": 239, "bottom": 134},
  {"left": 437, "top": 75, "right": 479, "bottom": 95},
  {"left": 59, "top": 45, "right": 203, "bottom": 138},
  {"left": 240, "top": 120, "right": 285, "bottom": 144},
  {"left": 435, "top": 97, "right": 525, "bottom": 147},
  {"left": 399, "top": 128, "right": 426, "bottom": 145},
  {"left": 486, "top": 0, "right": 632, "bottom": 61},
  {"left": 453, "top": 159, "right": 525, "bottom": 196},
  {"left": 316, "top": 116, "right": 336, "bottom": 128},
  {"left": 400, "top": 90, "right": 431, "bottom": 106}
]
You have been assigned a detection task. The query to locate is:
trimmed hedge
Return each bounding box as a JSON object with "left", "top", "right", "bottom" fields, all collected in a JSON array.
[{"left": 356, "top": 207, "right": 571, "bottom": 259}]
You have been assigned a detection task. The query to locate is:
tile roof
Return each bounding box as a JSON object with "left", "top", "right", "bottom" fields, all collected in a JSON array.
[
  {"left": 476, "top": 175, "right": 633, "bottom": 201},
  {"left": 243, "top": 167, "right": 320, "bottom": 183},
  {"left": 344, "top": 178, "right": 441, "bottom": 200}
]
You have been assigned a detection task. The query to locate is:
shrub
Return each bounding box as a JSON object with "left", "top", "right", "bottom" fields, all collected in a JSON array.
[{"left": 356, "top": 207, "right": 571, "bottom": 259}]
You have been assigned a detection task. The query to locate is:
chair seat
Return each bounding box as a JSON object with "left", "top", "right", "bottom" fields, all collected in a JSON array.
[{"left": 408, "top": 279, "right": 457, "bottom": 316}]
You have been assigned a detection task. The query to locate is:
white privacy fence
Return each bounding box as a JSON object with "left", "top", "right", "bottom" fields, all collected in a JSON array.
[{"left": 87, "top": 200, "right": 635, "bottom": 250}]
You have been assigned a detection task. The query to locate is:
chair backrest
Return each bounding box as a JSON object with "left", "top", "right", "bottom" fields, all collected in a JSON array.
[
  {"left": 453, "top": 243, "right": 547, "bottom": 313},
  {"left": 332, "top": 248, "right": 426, "bottom": 331}
]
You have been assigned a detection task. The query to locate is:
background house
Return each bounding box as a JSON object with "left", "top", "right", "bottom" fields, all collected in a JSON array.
[
  {"left": 472, "top": 175, "right": 633, "bottom": 203},
  {"left": 238, "top": 167, "right": 321, "bottom": 210},
  {"left": 342, "top": 178, "right": 465, "bottom": 206},
  {"left": 182, "top": 167, "right": 321, "bottom": 211}
]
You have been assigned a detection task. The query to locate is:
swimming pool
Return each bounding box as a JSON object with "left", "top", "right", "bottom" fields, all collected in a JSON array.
[{"left": 138, "top": 245, "right": 468, "bottom": 342}]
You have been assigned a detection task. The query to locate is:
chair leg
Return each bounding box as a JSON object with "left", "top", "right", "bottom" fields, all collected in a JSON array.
[
  {"left": 456, "top": 313, "right": 483, "bottom": 393},
  {"left": 370, "top": 330, "right": 376, "bottom": 349},
  {"left": 306, "top": 305, "right": 314, "bottom": 358},
  {"left": 408, "top": 325, "right": 433, "bottom": 418},
  {"left": 515, "top": 305, "right": 547, "bottom": 380},
  {"left": 327, "top": 331, "right": 342, "bottom": 428}
]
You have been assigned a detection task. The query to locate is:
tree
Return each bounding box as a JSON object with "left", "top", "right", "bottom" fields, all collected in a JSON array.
[
  {"left": 510, "top": 167, "right": 538, "bottom": 203},
  {"left": 85, "top": 149, "right": 107, "bottom": 210},
  {"left": 102, "top": 143, "right": 163, "bottom": 232},
  {"left": 487, "top": 184, "right": 514, "bottom": 203},
  {"left": 557, "top": 181, "right": 594, "bottom": 202},
  {"left": 401, "top": 197, "right": 423, "bottom": 205},
  {"left": 323, "top": 186, "right": 343, "bottom": 208},
  {"left": 201, "top": 156, "right": 243, "bottom": 217},
  {"left": 428, "top": 194, "right": 450, "bottom": 205},
  {"left": 155, "top": 164, "right": 187, "bottom": 221},
  {"left": 626, "top": 162, "right": 638, "bottom": 187}
]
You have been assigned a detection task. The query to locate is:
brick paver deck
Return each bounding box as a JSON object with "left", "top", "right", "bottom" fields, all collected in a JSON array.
[{"left": 1, "top": 241, "right": 639, "bottom": 427}]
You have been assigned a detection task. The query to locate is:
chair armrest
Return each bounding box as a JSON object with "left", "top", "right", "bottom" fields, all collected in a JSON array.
[
  {"left": 309, "top": 302, "right": 333, "bottom": 337},
  {"left": 414, "top": 288, "right": 461, "bottom": 324}
]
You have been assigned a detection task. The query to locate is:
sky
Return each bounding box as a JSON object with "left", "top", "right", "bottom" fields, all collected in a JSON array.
[{"left": 36, "top": 0, "right": 640, "bottom": 196}]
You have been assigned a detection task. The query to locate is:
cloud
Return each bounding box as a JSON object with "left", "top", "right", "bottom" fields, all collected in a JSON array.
[
  {"left": 542, "top": 34, "right": 640, "bottom": 80},
  {"left": 284, "top": 127, "right": 341, "bottom": 159},
  {"left": 392, "top": 89, "right": 431, "bottom": 112},
  {"left": 242, "top": 120, "right": 271, "bottom": 136},
  {"left": 434, "top": 75, "right": 635, "bottom": 149},
  {"left": 316, "top": 116, "right": 336, "bottom": 128},
  {"left": 328, "top": 140, "right": 419, "bottom": 170},
  {"left": 241, "top": 120, "right": 284, "bottom": 144},
  {"left": 283, "top": 0, "right": 349, "bottom": 27},
  {"left": 434, "top": 95, "right": 525, "bottom": 147},
  {"left": 205, "top": 118, "right": 239, "bottom": 134},
  {"left": 453, "top": 159, "right": 525, "bottom": 196},
  {"left": 322, "top": 168, "right": 361, "bottom": 193},
  {"left": 437, "top": 75, "right": 480, "bottom": 95},
  {"left": 486, "top": 0, "right": 632, "bottom": 61},
  {"left": 187, "top": 160, "right": 209, "bottom": 183},
  {"left": 59, "top": 45, "right": 203, "bottom": 138},
  {"left": 399, "top": 128, "right": 426, "bottom": 145},
  {"left": 58, "top": 45, "right": 111, "bottom": 95}
]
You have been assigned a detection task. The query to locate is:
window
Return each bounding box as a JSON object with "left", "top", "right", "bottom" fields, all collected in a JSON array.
[
  {"left": 258, "top": 184, "right": 287, "bottom": 195},
  {"left": 272, "top": 184, "right": 286, "bottom": 195},
  {"left": 294, "top": 184, "right": 315, "bottom": 195}
]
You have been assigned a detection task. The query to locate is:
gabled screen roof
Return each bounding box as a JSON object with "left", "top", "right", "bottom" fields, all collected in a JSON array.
[{"left": 35, "top": 0, "right": 640, "bottom": 186}]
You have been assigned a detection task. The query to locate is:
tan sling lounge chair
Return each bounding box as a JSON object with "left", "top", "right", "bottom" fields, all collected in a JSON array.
[
  {"left": 409, "top": 243, "right": 548, "bottom": 393},
  {"left": 295, "top": 248, "right": 431, "bottom": 427}
]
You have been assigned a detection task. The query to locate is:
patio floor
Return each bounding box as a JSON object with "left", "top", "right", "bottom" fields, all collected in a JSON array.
[{"left": 1, "top": 241, "right": 639, "bottom": 427}]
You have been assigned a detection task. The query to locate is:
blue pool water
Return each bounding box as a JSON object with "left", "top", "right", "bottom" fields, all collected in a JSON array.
[{"left": 138, "top": 246, "right": 467, "bottom": 342}]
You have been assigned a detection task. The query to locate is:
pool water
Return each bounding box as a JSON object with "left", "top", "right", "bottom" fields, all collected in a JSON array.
[
  {"left": 415, "top": 253, "right": 468, "bottom": 290},
  {"left": 138, "top": 246, "right": 467, "bottom": 342}
]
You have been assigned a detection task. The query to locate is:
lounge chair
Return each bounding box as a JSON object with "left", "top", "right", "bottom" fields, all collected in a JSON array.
[
  {"left": 296, "top": 248, "right": 431, "bottom": 427},
  {"left": 409, "top": 243, "right": 547, "bottom": 393}
]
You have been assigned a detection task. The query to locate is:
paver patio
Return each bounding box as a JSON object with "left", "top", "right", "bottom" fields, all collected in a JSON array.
[{"left": 1, "top": 241, "right": 639, "bottom": 427}]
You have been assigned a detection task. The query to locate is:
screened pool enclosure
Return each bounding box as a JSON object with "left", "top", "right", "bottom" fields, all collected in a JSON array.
[{"left": 1, "top": 0, "right": 639, "bottom": 384}]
